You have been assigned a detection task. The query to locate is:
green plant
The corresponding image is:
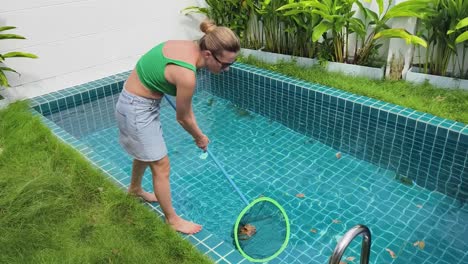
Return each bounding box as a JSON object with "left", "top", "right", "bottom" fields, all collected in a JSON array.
[
  {"left": 0, "top": 26, "right": 38, "bottom": 87},
  {"left": 275, "top": 0, "right": 322, "bottom": 57},
  {"left": 353, "top": 0, "right": 430, "bottom": 66},
  {"left": 183, "top": 0, "right": 319, "bottom": 57},
  {"left": 447, "top": 16, "right": 468, "bottom": 78},
  {"left": 182, "top": 0, "right": 251, "bottom": 45},
  {"left": 279, "top": 0, "right": 358, "bottom": 63},
  {"left": 278, "top": 0, "right": 428, "bottom": 65},
  {"left": 414, "top": 0, "right": 468, "bottom": 78}
]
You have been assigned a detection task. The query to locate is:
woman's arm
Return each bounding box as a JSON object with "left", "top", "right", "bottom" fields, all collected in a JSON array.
[{"left": 173, "top": 69, "right": 209, "bottom": 150}]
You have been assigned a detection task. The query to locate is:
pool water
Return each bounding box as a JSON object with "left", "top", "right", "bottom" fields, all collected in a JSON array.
[{"left": 45, "top": 90, "right": 468, "bottom": 264}]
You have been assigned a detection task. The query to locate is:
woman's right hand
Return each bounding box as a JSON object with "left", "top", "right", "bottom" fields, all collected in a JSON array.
[{"left": 195, "top": 134, "right": 210, "bottom": 151}]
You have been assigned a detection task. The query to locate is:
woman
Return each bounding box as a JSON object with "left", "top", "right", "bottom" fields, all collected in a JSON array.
[{"left": 115, "top": 20, "right": 240, "bottom": 234}]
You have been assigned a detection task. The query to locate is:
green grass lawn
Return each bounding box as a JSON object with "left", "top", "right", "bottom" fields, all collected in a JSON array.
[
  {"left": 0, "top": 102, "right": 213, "bottom": 264},
  {"left": 239, "top": 56, "right": 468, "bottom": 124}
]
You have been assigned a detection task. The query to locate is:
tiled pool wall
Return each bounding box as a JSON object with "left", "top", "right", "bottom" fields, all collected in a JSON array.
[
  {"left": 208, "top": 63, "right": 468, "bottom": 202},
  {"left": 32, "top": 73, "right": 127, "bottom": 116}
]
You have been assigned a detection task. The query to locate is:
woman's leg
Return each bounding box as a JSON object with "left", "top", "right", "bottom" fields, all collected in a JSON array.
[
  {"left": 149, "top": 155, "right": 202, "bottom": 234},
  {"left": 128, "top": 159, "right": 158, "bottom": 202}
]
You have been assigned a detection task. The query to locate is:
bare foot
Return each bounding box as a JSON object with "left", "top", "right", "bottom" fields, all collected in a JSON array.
[
  {"left": 167, "top": 217, "right": 202, "bottom": 235},
  {"left": 129, "top": 190, "right": 158, "bottom": 202}
]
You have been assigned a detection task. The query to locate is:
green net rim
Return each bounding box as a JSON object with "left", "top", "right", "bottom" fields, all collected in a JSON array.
[{"left": 233, "top": 196, "right": 290, "bottom": 262}]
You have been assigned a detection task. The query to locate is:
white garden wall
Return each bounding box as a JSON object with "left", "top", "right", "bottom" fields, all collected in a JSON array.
[{"left": 0, "top": 0, "right": 206, "bottom": 99}]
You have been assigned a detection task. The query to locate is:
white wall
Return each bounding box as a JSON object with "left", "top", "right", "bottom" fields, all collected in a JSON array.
[{"left": 0, "top": 0, "right": 206, "bottom": 99}]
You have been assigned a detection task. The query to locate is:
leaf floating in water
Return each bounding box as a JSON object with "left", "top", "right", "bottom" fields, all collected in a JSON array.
[
  {"left": 346, "top": 256, "right": 356, "bottom": 261},
  {"left": 413, "top": 240, "right": 425, "bottom": 250},
  {"left": 419, "top": 241, "right": 425, "bottom": 250},
  {"left": 386, "top": 248, "right": 397, "bottom": 259},
  {"left": 310, "top": 228, "right": 317, "bottom": 233},
  {"left": 296, "top": 193, "right": 305, "bottom": 198},
  {"left": 336, "top": 152, "right": 342, "bottom": 159},
  {"left": 332, "top": 219, "right": 341, "bottom": 224}
]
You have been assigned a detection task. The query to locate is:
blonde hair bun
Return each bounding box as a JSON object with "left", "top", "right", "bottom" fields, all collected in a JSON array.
[{"left": 200, "top": 19, "right": 217, "bottom": 34}]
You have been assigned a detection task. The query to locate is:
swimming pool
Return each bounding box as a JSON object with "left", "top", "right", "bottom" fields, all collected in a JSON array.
[{"left": 32, "top": 64, "right": 468, "bottom": 264}]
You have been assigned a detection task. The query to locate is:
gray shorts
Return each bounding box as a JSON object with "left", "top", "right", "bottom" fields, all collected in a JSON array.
[{"left": 115, "top": 88, "right": 167, "bottom": 161}]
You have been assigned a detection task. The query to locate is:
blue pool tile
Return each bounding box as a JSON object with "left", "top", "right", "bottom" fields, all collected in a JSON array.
[{"left": 225, "top": 250, "right": 249, "bottom": 263}]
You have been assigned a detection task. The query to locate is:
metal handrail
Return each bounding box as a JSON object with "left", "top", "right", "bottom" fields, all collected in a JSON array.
[{"left": 328, "top": 224, "right": 371, "bottom": 264}]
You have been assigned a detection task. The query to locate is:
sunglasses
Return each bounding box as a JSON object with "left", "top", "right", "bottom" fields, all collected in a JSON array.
[{"left": 212, "top": 52, "right": 236, "bottom": 69}]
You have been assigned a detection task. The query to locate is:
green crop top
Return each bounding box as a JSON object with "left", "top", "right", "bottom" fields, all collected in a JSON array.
[{"left": 135, "top": 42, "right": 197, "bottom": 96}]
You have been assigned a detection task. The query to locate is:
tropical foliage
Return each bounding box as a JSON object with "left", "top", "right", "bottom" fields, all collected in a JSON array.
[
  {"left": 0, "top": 26, "right": 38, "bottom": 87},
  {"left": 183, "top": 0, "right": 468, "bottom": 78},
  {"left": 414, "top": 0, "right": 468, "bottom": 78}
]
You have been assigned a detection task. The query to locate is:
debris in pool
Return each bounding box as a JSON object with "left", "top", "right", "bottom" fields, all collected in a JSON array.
[
  {"left": 385, "top": 248, "right": 397, "bottom": 259},
  {"left": 237, "top": 109, "right": 250, "bottom": 117},
  {"left": 346, "top": 256, "right": 355, "bottom": 261},
  {"left": 336, "top": 152, "right": 342, "bottom": 159},
  {"left": 207, "top": 98, "right": 214, "bottom": 106},
  {"left": 332, "top": 219, "right": 341, "bottom": 224},
  {"left": 296, "top": 193, "right": 305, "bottom": 198},
  {"left": 232, "top": 104, "right": 251, "bottom": 117},
  {"left": 413, "top": 240, "right": 425, "bottom": 250},
  {"left": 394, "top": 174, "right": 413, "bottom": 186},
  {"left": 416, "top": 204, "right": 423, "bottom": 208},
  {"left": 238, "top": 224, "right": 256, "bottom": 240},
  {"left": 359, "top": 186, "right": 369, "bottom": 191},
  {"left": 310, "top": 228, "right": 317, "bottom": 233}
]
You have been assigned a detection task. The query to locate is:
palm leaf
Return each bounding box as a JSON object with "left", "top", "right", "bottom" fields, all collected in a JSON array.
[
  {"left": 455, "top": 31, "right": 468, "bottom": 44},
  {"left": 2, "top": 52, "right": 38, "bottom": 59},
  {"left": 0, "top": 34, "right": 26, "bottom": 40},
  {"left": 276, "top": 2, "right": 302, "bottom": 11},
  {"left": 0, "top": 67, "right": 19, "bottom": 74},
  {"left": 0, "top": 70, "right": 10, "bottom": 87},
  {"left": 374, "top": 28, "right": 427, "bottom": 47},
  {"left": 455, "top": 17, "right": 468, "bottom": 31},
  {"left": 0, "top": 26, "right": 16, "bottom": 32},
  {"left": 376, "top": 0, "right": 384, "bottom": 15},
  {"left": 348, "top": 17, "right": 366, "bottom": 36},
  {"left": 181, "top": 6, "right": 209, "bottom": 15},
  {"left": 385, "top": 0, "right": 434, "bottom": 20},
  {"left": 312, "top": 21, "right": 332, "bottom": 42}
]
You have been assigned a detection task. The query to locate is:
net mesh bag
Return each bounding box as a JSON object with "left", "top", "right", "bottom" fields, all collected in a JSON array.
[{"left": 233, "top": 197, "right": 290, "bottom": 262}]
